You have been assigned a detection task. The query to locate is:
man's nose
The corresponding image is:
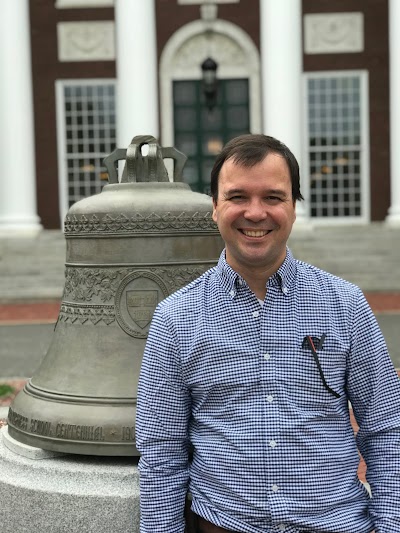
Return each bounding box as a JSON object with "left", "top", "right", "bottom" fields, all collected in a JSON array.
[{"left": 243, "top": 200, "right": 267, "bottom": 221}]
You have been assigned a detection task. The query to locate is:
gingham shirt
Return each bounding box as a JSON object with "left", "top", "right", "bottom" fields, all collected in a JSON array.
[{"left": 136, "top": 249, "right": 400, "bottom": 533}]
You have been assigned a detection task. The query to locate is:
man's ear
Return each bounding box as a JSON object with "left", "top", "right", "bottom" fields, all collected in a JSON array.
[{"left": 212, "top": 199, "right": 218, "bottom": 223}]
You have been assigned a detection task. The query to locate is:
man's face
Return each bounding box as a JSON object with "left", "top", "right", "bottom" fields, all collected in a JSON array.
[{"left": 212, "top": 152, "right": 296, "bottom": 277}]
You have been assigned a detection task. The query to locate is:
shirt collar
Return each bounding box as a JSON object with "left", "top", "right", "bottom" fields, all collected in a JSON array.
[{"left": 216, "top": 247, "right": 296, "bottom": 297}]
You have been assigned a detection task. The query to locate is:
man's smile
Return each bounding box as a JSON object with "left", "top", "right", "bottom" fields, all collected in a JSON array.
[{"left": 239, "top": 229, "right": 272, "bottom": 237}]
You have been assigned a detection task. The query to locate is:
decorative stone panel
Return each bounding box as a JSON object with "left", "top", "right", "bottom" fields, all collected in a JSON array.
[
  {"left": 178, "top": 1, "right": 239, "bottom": 4},
  {"left": 57, "top": 21, "right": 115, "bottom": 62},
  {"left": 55, "top": 0, "right": 114, "bottom": 8},
  {"left": 304, "top": 12, "right": 364, "bottom": 54}
]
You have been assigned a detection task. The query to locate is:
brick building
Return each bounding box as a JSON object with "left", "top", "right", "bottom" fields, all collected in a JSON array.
[{"left": 1, "top": 0, "right": 399, "bottom": 231}]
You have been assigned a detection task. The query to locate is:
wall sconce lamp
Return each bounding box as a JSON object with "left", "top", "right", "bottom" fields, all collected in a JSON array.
[{"left": 201, "top": 57, "right": 218, "bottom": 111}]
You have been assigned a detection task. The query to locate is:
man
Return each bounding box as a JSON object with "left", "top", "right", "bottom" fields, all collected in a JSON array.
[{"left": 136, "top": 134, "right": 400, "bottom": 533}]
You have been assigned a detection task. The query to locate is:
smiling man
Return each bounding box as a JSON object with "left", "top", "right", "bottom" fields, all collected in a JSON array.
[
  {"left": 136, "top": 134, "right": 400, "bottom": 533},
  {"left": 212, "top": 147, "right": 297, "bottom": 300}
]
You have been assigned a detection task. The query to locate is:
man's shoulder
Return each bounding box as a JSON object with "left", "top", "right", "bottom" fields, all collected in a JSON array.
[
  {"left": 158, "top": 266, "right": 218, "bottom": 311},
  {"left": 293, "top": 257, "right": 362, "bottom": 298}
]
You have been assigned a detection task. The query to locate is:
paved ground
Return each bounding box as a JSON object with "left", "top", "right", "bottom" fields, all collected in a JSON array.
[{"left": 0, "top": 299, "right": 399, "bottom": 379}]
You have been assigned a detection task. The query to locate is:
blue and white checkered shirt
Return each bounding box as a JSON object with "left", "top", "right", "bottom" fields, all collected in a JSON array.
[{"left": 136, "top": 249, "right": 400, "bottom": 533}]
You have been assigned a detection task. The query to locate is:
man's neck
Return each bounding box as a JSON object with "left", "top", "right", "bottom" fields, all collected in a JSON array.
[
  {"left": 225, "top": 253, "right": 286, "bottom": 301},
  {"left": 233, "top": 265, "right": 273, "bottom": 300}
]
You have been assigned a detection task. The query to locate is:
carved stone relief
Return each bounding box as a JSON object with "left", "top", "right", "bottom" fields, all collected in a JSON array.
[
  {"left": 178, "top": 1, "right": 239, "bottom": 4},
  {"left": 55, "top": 0, "right": 113, "bottom": 8},
  {"left": 173, "top": 32, "right": 246, "bottom": 69},
  {"left": 304, "top": 13, "right": 364, "bottom": 54},
  {"left": 57, "top": 21, "right": 115, "bottom": 62}
]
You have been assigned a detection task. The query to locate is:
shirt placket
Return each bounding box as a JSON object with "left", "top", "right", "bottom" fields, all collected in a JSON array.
[{"left": 260, "top": 285, "right": 291, "bottom": 531}]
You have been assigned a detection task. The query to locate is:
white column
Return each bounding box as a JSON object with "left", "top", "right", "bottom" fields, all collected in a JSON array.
[
  {"left": 260, "top": 0, "right": 308, "bottom": 224},
  {"left": 115, "top": 0, "right": 159, "bottom": 148},
  {"left": 386, "top": 0, "right": 400, "bottom": 225},
  {"left": 0, "top": 0, "right": 42, "bottom": 236}
]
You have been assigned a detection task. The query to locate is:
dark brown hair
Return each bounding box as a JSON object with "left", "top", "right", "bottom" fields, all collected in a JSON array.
[{"left": 210, "top": 134, "right": 304, "bottom": 203}]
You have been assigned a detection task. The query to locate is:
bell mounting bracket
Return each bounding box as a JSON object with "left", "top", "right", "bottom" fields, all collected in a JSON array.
[{"left": 103, "top": 135, "right": 187, "bottom": 185}]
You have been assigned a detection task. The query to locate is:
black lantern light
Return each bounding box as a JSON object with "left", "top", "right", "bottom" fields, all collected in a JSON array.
[{"left": 201, "top": 57, "right": 218, "bottom": 111}]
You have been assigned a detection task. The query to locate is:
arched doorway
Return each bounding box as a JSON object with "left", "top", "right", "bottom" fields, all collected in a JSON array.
[{"left": 160, "top": 19, "right": 261, "bottom": 193}]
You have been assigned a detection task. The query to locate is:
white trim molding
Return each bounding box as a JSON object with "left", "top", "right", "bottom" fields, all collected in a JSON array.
[{"left": 159, "top": 18, "right": 261, "bottom": 147}]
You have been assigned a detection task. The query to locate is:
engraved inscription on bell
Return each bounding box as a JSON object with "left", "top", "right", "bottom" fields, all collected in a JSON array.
[
  {"left": 126, "top": 290, "right": 158, "bottom": 328},
  {"left": 115, "top": 270, "right": 169, "bottom": 338}
]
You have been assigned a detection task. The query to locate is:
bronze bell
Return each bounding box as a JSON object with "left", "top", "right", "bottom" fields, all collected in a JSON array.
[{"left": 8, "top": 135, "right": 223, "bottom": 456}]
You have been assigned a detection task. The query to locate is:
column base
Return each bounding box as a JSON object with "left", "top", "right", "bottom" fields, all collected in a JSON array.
[
  {"left": 292, "top": 209, "right": 314, "bottom": 232},
  {"left": 385, "top": 207, "right": 400, "bottom": 226},
  {"left": 0, "top": 215, "right": 43, "bottom": 238}
]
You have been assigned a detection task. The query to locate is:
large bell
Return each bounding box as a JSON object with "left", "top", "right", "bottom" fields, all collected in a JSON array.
[{"left": 8, "top": 135, "right": 223, "bottom": 456}]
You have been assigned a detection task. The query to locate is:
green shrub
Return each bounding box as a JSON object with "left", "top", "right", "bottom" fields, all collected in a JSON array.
[{"left": 0, "top": 384, "right": 14, "bottom": 397}]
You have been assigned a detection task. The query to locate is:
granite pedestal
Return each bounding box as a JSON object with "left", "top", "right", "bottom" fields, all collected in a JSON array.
[{"left": 0, "top": 426, "right": 140, "bottom": 532}]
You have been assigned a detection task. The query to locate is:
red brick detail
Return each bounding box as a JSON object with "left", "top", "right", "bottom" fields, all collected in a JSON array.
[
  {"left": 364, "top": 292, "right": 400, "bottom": 312},
  {"left": 0, "top": 302, "right": 60, "bottom": 323}
]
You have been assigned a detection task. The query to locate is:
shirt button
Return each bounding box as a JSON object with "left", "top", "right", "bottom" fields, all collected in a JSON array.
[
  {"left": 229, "top": 290, "right": 235, "bottom": 297},
  {"left": 263, "top": 353, "right": 271, "bottom": 361},
  {"left": 271, "top": 484, "right": 279, "bottom": 492},
  {"left": 269, "top": 440, "right": 277, "bottom": 448},
  {"left": 252, "top": 310, "right": 259, "bottom": 318},
  {"left": 282, "top": 287, "right": 288, "bottom": 294},
  {"left": 266, "top": 395, "right": 274, "bottom": 403},
  {"left": 278, "top": 524, "right": 286, "bottom": 531}
]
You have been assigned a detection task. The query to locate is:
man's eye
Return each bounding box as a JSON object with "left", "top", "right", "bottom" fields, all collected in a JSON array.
[
  {"left": 228, "top": 195, "right": 244, "bottom": 201},
  {"left": 266, "top": 196, "right": 282, "bottom": 202}
]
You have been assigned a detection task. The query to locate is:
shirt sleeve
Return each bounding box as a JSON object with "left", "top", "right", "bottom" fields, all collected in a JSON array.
[
  {"left": 136, "top": 305, "right": 191, "bottom": 533},
  {"left": 347, "top": 290, "right": 400, "bottom": 533}
]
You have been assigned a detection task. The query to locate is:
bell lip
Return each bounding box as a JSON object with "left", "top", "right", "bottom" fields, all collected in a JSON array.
[{"left": 20, "top": 381, "right": 137, "bottom": 406}]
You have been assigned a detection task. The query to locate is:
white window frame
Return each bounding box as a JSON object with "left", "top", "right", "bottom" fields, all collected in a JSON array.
[
  {"left": 302, "top": 70, "right": 370, "bottom": 224},
  {"left": 55, "top": 78, "right": 116, "bottom": 226}
]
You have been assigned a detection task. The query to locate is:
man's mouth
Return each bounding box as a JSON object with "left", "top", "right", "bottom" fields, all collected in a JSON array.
[{"left": 240, "top": 229, "right": 272, "bottom": 237}]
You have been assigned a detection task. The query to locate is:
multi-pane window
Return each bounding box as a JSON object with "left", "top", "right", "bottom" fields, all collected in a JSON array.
[
  {"left": 173, "top": 79, "right": 250, "bottom": 194},
  {"left": 305, "top": 72, "right": 368, "bottom": 219},
  {"left": 57, "top": 81, "right": 116, "bottom": 220}
]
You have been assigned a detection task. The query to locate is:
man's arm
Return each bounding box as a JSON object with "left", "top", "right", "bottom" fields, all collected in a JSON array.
[
  {"left": 136, "top": 306, "right": 191, "bottom": 533},
  {"left": 347, "top": 290, "right": 400, "bottom": 533}
]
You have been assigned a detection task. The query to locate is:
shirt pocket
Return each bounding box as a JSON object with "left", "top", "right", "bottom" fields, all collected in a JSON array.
[{"left": 282, "top": 335, "right": 348, "bottom": 413}]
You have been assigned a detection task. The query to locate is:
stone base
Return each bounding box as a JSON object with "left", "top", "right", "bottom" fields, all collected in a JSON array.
[{"left": 0, "top": 426, "right": 140, "bottom": 532}]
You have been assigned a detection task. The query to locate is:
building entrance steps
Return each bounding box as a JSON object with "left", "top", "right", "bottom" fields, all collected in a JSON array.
[{"left": 0, "top": 224, "right": 399, "bottom": 303}]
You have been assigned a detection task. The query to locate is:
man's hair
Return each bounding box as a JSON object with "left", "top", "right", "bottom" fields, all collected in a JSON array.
[{"left": 210, "top": 134, "right": 304, "bottom": 203}]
